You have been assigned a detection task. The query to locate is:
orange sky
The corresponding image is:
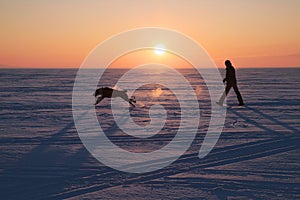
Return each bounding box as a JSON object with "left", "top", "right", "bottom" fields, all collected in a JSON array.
[
  {"left": 1, "top": 0, "right": 300, "bottom": 68},
  {"left": 109, "top": 50, "right": 193, "bottom": 69}
]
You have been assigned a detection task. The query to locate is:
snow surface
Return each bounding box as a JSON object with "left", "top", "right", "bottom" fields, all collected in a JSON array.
[{"left": 0, "top": 68, "right": 299, "bottom": 199}]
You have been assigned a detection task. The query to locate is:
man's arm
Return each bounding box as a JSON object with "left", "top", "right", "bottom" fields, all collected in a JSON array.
[{"left": 223, "top": 68, "right": 229, "bottom": 83}]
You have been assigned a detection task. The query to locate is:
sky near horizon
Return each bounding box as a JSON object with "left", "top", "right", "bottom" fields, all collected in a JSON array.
[{"left": 1, "top": 0, "right": 300, "bottom": 68}]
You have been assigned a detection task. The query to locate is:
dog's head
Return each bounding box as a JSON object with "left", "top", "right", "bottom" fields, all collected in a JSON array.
[{"left": 93, "top": 88, "right": 103, "bottom": 97}]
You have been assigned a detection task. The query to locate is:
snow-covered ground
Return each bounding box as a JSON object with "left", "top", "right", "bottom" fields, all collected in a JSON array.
[{"left": 0, "top": 68, "right": 299, "bottom": 199}]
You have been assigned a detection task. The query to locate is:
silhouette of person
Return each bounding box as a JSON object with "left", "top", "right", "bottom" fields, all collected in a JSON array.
[{"left": 217, "top": 60, "right": 244, "bottom": 106}]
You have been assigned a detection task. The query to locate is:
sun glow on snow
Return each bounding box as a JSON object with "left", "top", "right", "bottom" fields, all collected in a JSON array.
[{"left": 152, "top": 88, "right": 163, "bottom": 97}]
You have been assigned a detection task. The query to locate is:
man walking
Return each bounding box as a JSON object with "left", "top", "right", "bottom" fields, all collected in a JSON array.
[{"left": 217, "top": 60, "right": 244, "bottom": 106}]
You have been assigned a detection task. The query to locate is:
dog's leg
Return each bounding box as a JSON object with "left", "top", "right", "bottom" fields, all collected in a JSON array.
[
  {"left": 129, "top": 100, "right": 136, "bottom": 107},
  {"left": 130, "top": 96, "right": 136, "bottom": 103},
  {"left": 120, "top": 95, "right": 135, "bottom": 107},
  {"left": 94, "top": 96, "right": 104, "bottom": 105}
]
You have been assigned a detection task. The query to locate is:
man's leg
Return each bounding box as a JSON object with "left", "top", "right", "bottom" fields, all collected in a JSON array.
[
  {"left": 233, "top": 85, "right": 244, "bottom": 105},
  {"left": 218, "top": 85, "right": 231, "bottom": 105}
]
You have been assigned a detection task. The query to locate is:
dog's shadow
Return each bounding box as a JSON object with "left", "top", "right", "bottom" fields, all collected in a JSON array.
[{"left": 98, "top": 106, "right": 135, "bottom": 136}]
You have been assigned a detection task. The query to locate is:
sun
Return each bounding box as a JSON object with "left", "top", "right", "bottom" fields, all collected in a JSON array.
[{"left": 154, "top": 44, "right": 166, "bottom": 55}]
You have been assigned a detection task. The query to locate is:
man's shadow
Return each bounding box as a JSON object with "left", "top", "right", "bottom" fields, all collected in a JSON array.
[{"left": 226, "top": 104, "right": 298, "bottom": 136}]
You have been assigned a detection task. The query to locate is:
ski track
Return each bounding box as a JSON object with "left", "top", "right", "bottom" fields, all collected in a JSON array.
[{"left": 0, "top": 68, "right": 299, "bottom": 199}]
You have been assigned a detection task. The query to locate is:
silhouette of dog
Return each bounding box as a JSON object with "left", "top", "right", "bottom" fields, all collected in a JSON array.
[{"left": 93, "top": 87, "right": 136, "bottom": 107}]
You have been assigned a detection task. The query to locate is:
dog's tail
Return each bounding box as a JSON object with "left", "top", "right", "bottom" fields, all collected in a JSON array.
[{"left": 112, "top": 86, "right": 127, "bottom": 92}]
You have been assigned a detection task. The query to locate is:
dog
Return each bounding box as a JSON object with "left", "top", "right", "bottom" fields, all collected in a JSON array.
[{"left": 93, "top": 87, "right": 136, "bottom": 107}]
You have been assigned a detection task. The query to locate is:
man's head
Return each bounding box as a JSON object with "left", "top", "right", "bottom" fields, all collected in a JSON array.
[{"left": 225, "top": 60, "right": 232, "bottom": 67}]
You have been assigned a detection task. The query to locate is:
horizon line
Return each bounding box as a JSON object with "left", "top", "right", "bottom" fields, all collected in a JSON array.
[{"left": 1, "top": 66, "right": 300, "bottom": 69}]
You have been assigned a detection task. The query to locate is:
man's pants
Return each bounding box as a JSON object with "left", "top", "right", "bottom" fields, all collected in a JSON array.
[{"left": 219, "top": 84, "right": 244, "bottom": 105}]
